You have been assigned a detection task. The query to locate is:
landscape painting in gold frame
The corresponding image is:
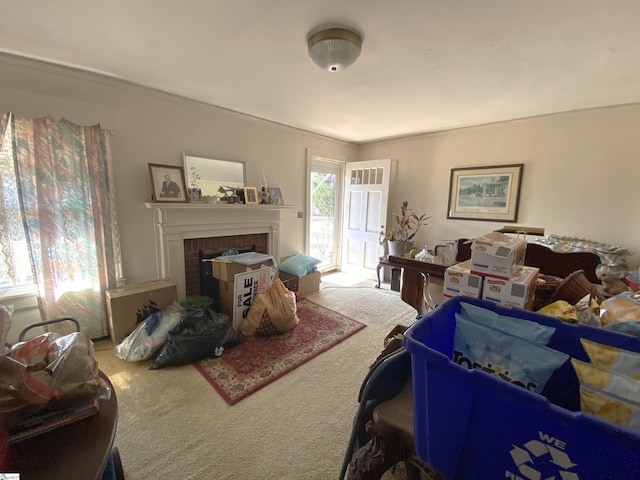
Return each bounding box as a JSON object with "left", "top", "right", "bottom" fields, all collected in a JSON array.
[{"left": 447, "top": 164, "right": 523, "bottom": 222}]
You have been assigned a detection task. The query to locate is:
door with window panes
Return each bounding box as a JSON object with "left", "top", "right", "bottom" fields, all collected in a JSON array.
[
  {"left": 341, "top": 159, "right": 391, "bottom": 277},
  {"left": 307, "top": 155, "right": 345, "bottom": 272}
]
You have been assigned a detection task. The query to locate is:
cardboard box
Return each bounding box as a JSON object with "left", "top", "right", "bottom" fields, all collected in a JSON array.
[
  {"left": 105, "top": 279, "right": 177, "bottom": 344},
  {"left": 278, "top": 255, "right": 321, "bottom": 297},
  {"left": 470, "top": 232, "right": 527, "bottom": 279},
  {"left": 481, "top": 265, "right": 540, "bottom": 309},
  {"left": 278, "top": 272, "right": 298, "bottom": 292},
  {"left": 209, "top": 253, "right": 277, "bottom": 326},
  {"left": 210, "top": 253, "right": 276, "bottom": 283},
  {"left": 443, "top": 260, "right": 484, "bottom": 299},
  {"left": 278, "top": 270, "right": 321, "bottom": 297}
]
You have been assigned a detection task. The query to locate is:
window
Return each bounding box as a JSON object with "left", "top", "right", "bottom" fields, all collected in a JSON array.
[
  {"left": 307, "top": 153, "right": 345, "bottom": 272},
  {"left": 1, "top": 113, "right": 121, "bottom": 338},
  {"left": 0, "top": 120, "right": 33, "bottom": 294}
]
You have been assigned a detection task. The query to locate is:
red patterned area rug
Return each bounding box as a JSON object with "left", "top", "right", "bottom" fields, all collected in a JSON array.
[{"left": 194, "top": 298, "right": 366, "bottom": 405}]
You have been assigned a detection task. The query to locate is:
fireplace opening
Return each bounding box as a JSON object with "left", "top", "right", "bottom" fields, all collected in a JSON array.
[
  {"left": 183, "top": 233, "right": 269, "bottom": 309},
  {"left": 199, "top": 246, "right": 255, "bottom": 312},
  {"left": 148, "top": 202, "right": 282, "bottom": 301}
]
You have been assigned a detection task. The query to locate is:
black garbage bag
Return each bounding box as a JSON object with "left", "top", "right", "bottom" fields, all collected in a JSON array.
[{"left": 150, "top": 307, "right": 243, "bottom": 369}]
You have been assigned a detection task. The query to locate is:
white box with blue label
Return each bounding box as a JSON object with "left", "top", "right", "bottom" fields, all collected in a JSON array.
[
  {"left": 481, "top": 265, "right": 539, "bottom": 309},
  {"left": 470, "top": 231, "right": 527, "bottom": 279},
  {"left": 444, "top": 260, "right": 484, "bottom": 299}
]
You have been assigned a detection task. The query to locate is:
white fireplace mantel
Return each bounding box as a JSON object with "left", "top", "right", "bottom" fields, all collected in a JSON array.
[{"left": 145, "top": 202, "right": 291, "bottom": 299}]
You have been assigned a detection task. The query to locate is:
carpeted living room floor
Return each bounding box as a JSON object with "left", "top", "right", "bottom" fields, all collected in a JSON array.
[{"left": 93, "top": 272, "right": 424, "bottom": 480}]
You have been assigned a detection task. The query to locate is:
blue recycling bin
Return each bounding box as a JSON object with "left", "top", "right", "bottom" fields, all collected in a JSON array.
[{"left": 404, "top": 295, "right": 640, "bottom": 480}]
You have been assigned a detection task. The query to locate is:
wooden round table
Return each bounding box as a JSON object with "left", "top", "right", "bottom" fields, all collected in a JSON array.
[{"left": 8, "top": 372, "right": 118, "bottom": 480}]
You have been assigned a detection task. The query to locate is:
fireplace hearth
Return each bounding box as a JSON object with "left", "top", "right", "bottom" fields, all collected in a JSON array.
[{"left": 146, "top": 203, "right": 287, "bottom": 300}]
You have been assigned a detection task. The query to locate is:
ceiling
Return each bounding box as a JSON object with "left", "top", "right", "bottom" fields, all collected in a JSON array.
[{"left": 1, "top": 1, "right": 640, "bottom": 144}]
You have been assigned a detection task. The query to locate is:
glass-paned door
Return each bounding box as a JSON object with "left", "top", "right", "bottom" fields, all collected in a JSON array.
[{"left": 307, "top": 155, "right": 345, "bottom": 272}]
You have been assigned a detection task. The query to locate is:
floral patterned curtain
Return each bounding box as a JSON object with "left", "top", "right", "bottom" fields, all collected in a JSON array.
[
  {"left": 0, "top": 114, "right": 19, "bottom": 288},
  {"left": 5, "top": 113, "right": 120, "bottom": 338}
]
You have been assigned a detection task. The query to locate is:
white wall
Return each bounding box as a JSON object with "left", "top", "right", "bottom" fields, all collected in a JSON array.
[
  {"left": 0, "top": 54, "right": 357, "bottom": 342},
  {"left": 0, "top": 55, "right": 357, "bottom": 283},
  {"left": 2, "top": 54, "right": 639, "bottom": 341},
  {"left": 358, "top": 106, "right": 640, "bottom": 269}
]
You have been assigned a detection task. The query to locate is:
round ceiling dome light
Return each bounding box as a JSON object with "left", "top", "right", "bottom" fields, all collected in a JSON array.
[{"left": 307, "top": 27, "right": 363, "bottom": 72}]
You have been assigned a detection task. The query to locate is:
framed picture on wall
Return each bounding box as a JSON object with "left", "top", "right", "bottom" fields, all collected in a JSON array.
[
  {"left": 148, "top": 163, "right": 188, "bottom": 203},
  {"left": 447, "top": 164, "right": 523, "bottom": 222}
]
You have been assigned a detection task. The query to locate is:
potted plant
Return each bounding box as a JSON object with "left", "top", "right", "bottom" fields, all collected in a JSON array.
[
  {"left": 379, "top": 201, "right": 430, "bottom": 256},
  {"left": 188, "top": 165, "right": 203, "bottom": 203}
]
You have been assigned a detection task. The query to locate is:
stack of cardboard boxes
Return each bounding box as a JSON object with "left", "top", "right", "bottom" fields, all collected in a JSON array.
[
  {"left": 443, "top": 232, "right": 540, "bottom": 309},
  {"left": 209, "top": 253, "right": 277, "bottom": 329},
  {"left": 209, "top": 253, "right": 321, "bottom": 329}
]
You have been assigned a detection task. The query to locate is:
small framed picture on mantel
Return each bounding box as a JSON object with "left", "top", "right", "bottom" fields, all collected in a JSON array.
[
  {"left": 268, "top": 187, "right": 284, "bottom": 206},
  {"left": 244, "top": 186, "right": 259, "bottom": 204}
]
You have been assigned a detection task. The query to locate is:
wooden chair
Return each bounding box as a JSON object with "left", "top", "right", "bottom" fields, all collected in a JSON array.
[
  {"left": 18, "top": 317, "right": 81, "bottom": 341},
  {"left": 341, "top": 348, "right": 444, "bottom": 480},
  {"left": 419, "top": 273, "right": 435, "bottom": 316},
  {"left": 339, "top": 348, "right": 412, "bottom": 480}
]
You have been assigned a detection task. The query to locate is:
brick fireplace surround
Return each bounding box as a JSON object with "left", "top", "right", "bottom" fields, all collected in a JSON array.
[
  {"left": 145, "top": 203, "right": 287, "bottom": 300},
  {"left": 183, "top": 233, "right": 268, "bottom": 297}
]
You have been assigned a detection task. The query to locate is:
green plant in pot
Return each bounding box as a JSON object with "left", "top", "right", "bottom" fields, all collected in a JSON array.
[{"left": 379, "top": 201, "right": 430, "bottom": 256}]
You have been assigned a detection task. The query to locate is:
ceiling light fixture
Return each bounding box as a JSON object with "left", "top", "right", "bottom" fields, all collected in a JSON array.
[{"left": 307, "top": 27, "right": 362, "bottom": 72}]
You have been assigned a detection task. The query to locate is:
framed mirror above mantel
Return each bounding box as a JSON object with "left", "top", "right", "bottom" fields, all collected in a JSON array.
[{"left": 183, "top": 154, "right": 246, "bottom": 199}]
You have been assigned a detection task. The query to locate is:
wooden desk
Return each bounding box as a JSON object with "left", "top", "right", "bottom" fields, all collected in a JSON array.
[
  {"left": 376, "top": 255, "right": 450, "bottom": 311},
  {"left": 9, "top": 372, "right": 118, "bottom": 480}
]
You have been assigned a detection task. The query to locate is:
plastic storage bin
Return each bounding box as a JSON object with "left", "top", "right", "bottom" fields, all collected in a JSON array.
[{"left": 404, "top": 295, "right": 640, "bottom": 480}]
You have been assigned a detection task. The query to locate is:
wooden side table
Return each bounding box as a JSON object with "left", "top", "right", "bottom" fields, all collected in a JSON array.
[
  {"left": 8, "top": 371, "right": 118, "bottom": 480},
  {"left": 376, "top": 255, "right": 449, "bottom": 311}
]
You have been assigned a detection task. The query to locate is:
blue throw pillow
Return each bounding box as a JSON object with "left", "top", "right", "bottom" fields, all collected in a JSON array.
[{"left": 279, "top": 254, "right": 321, "bottom": 277}]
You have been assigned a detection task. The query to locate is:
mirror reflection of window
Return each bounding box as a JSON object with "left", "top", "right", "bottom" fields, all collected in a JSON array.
[{"left": 183, "top": 155, "right": 246, "bottom": 198}]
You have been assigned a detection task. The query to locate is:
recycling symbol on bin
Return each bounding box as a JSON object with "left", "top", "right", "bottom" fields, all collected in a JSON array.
[{"left": 510, "top": 440, "right": 579, "bottom": 480}]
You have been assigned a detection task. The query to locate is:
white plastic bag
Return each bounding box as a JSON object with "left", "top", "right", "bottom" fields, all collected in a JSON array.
[
  {"left": 415, "top": 246, "right": 435, "bottom": 263},
  {"left": 115, "top": 301, "right": 185, "bottom": 361}
]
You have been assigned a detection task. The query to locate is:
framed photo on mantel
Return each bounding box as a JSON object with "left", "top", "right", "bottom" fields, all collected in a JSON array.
[
  {"left": 244, "top": 186, "right": 259, "bottom": 205},
  {"left": 268, "top": 187, "right": 284, "bottom": 206},
  {"left": 447, "top": 163, "right": 523, "bottom": 222},
  {"left": 148, "top": 163, "right": 188, "bottom": 203}
]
